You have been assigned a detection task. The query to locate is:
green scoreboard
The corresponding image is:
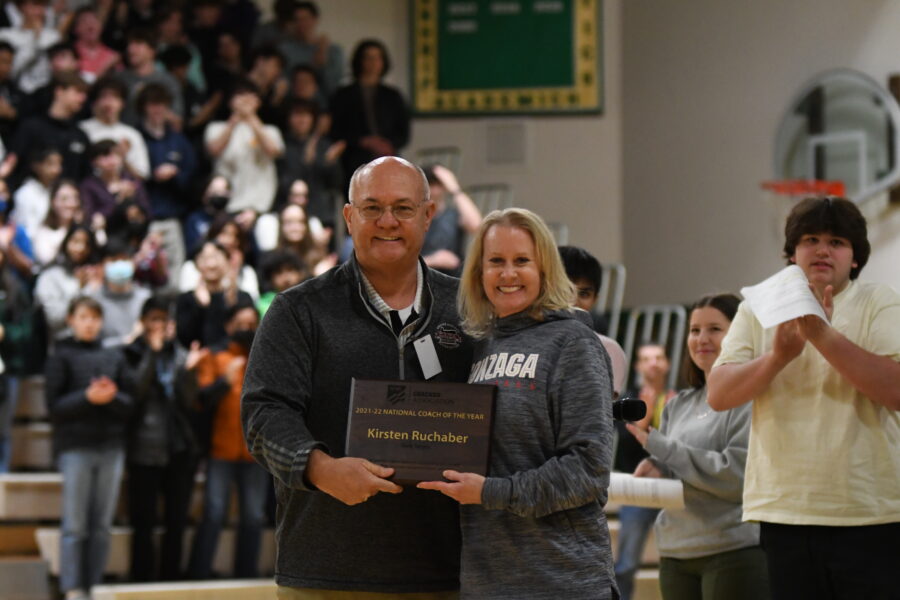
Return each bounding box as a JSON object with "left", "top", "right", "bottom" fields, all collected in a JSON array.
[{"left": 412, "top": 0, "right": 603, "bottom": 115}]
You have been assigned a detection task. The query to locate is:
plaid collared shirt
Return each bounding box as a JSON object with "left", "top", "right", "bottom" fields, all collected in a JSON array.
[{"left": 360, "top": 262, "right": 424, "bottom": 341}]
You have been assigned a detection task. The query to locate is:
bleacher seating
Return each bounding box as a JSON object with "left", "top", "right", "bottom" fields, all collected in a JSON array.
[
  {"left": 91, "top": 580, "right": 276, "bottom": 600},
  {"left": 416, "top": 146, "right": 462, "bottom": 173},
  {"left": 621, "top": 304, "right": 688, "bottom": 391},
  {"left": 35, "top": 527, "right": 276, "bottom": 578},
  {"left": 468, "top": 182, "right": 514, "bottom": 215},
  {"left": 597, "top": 262, "right": 627, "bottom": 339}
]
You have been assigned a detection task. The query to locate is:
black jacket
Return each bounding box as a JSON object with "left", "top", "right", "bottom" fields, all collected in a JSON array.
[
  {"left": 45, "top": 337, "right": 134, "bottom": 455},
  {"left": 122, "top": 337, "right": 200, "bottom": 465},
  {"left": 242, "top": 256, "right": 473, "bottom": 592}
]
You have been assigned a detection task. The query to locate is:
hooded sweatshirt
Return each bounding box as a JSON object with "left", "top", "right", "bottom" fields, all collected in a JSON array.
[{"left": 462, "top": 309, "right": 617, "bottom": 599}]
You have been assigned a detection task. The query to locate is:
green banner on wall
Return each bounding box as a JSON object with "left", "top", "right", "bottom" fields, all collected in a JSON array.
[{"left": 412, "top": 0, "right": 603, "bottom": 116}]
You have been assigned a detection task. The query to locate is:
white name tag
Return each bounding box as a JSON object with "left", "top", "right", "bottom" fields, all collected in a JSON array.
[{"left": 413, "top": 335, "right": 442, "bottom": 380}]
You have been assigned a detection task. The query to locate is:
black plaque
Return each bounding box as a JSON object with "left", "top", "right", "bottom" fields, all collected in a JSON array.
[{"left": 346, "top": 378, "right": 496, "bottom": 485}]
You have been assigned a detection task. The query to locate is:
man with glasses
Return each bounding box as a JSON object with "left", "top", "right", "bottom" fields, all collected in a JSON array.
[{"left": 242, "top": 156, "right": 472, "bottom": 599}]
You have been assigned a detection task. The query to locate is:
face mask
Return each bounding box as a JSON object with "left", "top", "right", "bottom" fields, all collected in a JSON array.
[
  {"left": 209, "top": 195, "right": 229, "bottom": 211},
  {"left": 0, "top": 199, "right": 7, "bottom": 214},
  {"left": 231, "top": 329, "right": 255, "bottom": 349},
  {"left": 105, "top": 259, "right": 134, "bottom": 284}
]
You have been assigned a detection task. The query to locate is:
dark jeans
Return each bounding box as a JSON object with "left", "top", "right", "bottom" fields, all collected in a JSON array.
[
  {"left": 759, "top": 521, "right": 900, "bottom": 600},
  {"left": 187, "top": 458, "right": 269, "bottom": 579},
  {"left": 127, "top": 453, "right": 198, "bottom": 581},
  {"left": 659, "top": 546, "right": 770, "bottom": 600}
]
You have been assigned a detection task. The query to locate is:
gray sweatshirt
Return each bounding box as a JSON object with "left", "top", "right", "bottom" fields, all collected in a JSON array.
[
  {"left": 646, "top": 386, "right": 758, "bottom": 559},
  {"left": 463, "top": 310, "right": 617, "bottom": 599}
]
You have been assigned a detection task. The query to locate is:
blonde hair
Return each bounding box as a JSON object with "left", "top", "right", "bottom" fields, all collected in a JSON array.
[{"left": 458, "top": 208, "right": 575, "bottom": 338}]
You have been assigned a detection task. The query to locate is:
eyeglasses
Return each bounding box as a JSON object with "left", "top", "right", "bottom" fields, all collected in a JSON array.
[{"left": 353, "top": 203, "right": 420, "bottom": 221}]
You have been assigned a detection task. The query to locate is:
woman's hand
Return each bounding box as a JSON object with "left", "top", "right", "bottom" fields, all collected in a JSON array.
[
  {"left": 633, "top": 458, "right": 662, "bottom": 478},
  {"left": 625, "top": 422, "right": 649, "bottom": 447},
  {"left": 417, "top": 470, "right": 484, "bottom": 504}
]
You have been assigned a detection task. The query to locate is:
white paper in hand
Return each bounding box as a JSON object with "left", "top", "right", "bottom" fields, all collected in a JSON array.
[{"left": 740, "top": 265, "right": 828, "bottom": 329}]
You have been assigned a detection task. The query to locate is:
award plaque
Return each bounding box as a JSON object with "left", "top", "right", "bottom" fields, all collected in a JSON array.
[{"left": 346, "top": 379, "right": 496, "bottom": 485}]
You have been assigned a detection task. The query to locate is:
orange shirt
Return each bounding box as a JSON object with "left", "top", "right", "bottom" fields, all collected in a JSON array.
[{"left": 196, "top": 342, "right": 254, "bottom": 462}]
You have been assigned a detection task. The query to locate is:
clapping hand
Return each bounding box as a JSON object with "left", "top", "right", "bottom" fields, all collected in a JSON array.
[
  {"left": 185, "top": 341, "right": 208, "bottom": 371},
  {"left": 86, "top": 377, "right": 118, "bottom": 405}
]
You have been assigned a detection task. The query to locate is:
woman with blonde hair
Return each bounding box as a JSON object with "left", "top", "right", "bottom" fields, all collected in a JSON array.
[{"left": 419, "top": 207, "right": 617, "bottom": 599}]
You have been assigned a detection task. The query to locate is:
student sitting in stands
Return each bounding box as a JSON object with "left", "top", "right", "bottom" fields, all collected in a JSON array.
[
  {"left": 86, "top": 236, "right": 151, "bottom": 347},
  {"left": 10, "top": 146, "right": 62, "bottom": 239},
  {"left": 45, "top": 295, "right": 133, "bottom": 600},
  {"left": 79, "top": 139, "right": 150, "bottom": 229},
  {"left": 175, "top": 240, "right": 253, "bottom": 349},
  {"left": 35, "top": 224, "right": 101, "bottom": 342},
  {"left": 31, "top": 179, "right": 84, "bottom": 268},
  {"left": 256, "top": 249, "right": 307, "bottom": 317},
  {"left": 0, "top": 235, "right": 39, "bottom": 473}
]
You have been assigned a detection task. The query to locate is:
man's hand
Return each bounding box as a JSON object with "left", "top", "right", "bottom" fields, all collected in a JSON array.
[
  {"left": 797, "top": 284, "right": 834, "bottom": 344},
  {"left": 306, "top": 449, "right": 402, "bottom": 505},
  {"left": 423, "top": 249, "right": 460, "bottom": 271},
  {"left": 431, "top": 164, "right": 461, "bottom": 194},
  {"left": 772, "top": 319, "right": 805, "bottom": 366},
  {"left": 417, "top": 470, "right": 484, "bottom": 504}
]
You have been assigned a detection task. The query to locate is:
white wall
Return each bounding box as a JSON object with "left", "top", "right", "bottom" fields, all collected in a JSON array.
[
  {"left": 622, "top": 0, "right": 900, "bottom": 305},
  {"left": 320, "top": 0, "right": 900, "bottom": 307},
  {"left": 322, "top": 0, "right": 625, "bottom": 264}
]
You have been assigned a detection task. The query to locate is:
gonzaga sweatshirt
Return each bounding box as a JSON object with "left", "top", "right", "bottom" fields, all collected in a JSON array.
[{"left": 462, "top": 309, "right": 617, "bottom": 600}]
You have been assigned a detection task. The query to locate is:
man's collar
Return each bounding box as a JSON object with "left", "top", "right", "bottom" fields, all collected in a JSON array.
[{"left": 359, "top": 260, "right": 423, "bottom": 317}]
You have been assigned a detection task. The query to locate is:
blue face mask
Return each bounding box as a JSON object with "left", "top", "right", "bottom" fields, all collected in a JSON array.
[
  {"left": 105, "top": 259, "right": 134, "bottom": 284},
  {"left": 0, "top": 199, "right": 8, "bottom": 214}
]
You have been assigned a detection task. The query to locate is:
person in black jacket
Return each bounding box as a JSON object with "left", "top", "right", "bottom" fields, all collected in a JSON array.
[
  {"left": 241, "top": 157, "right": 472, "bottom": 597},
  {"left": 175, "top": 240, "right": 253, "bottom": 349},
  {"left": 0, "top": 240, "right": 40, "bottom": 473},
  {"left": 328, "top": 39, "right": 410, "bottom": 191},
  {"left": 122, "top": 296, "right": 205, "bottom": 582},
  {"left": 45, "top": 295, "right": 133, "bottom": 600}
]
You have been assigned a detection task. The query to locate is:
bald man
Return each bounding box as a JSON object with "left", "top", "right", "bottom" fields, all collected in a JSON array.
[{"left": 242, "top": 157, "right": 473, "bottom": 598}]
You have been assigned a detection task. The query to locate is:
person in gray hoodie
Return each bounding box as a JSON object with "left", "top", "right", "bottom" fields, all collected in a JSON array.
[
  {"left": 419, "top": 208, "right": 617, "bottom": 600},
  {"left": 625, "top": 293, "right": 769, "bottom": 600}
]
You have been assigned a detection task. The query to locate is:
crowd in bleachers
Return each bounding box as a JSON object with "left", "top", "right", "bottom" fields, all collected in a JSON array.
[{"left": 0, "top": 0, "right": 424, "bottom": 596}]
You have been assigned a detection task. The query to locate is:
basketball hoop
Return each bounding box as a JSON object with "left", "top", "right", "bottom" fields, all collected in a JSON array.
[
  {"left": 760, "top": 179, "right": 847, "bottom": 240},
  {"left": 760, "top": 179, "right": 846, "bottom": 198}
]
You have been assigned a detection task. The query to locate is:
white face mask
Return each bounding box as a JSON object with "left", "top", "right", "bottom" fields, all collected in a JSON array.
[{"left": 105, "top": 259, "right": 134, "bottom": 283}]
